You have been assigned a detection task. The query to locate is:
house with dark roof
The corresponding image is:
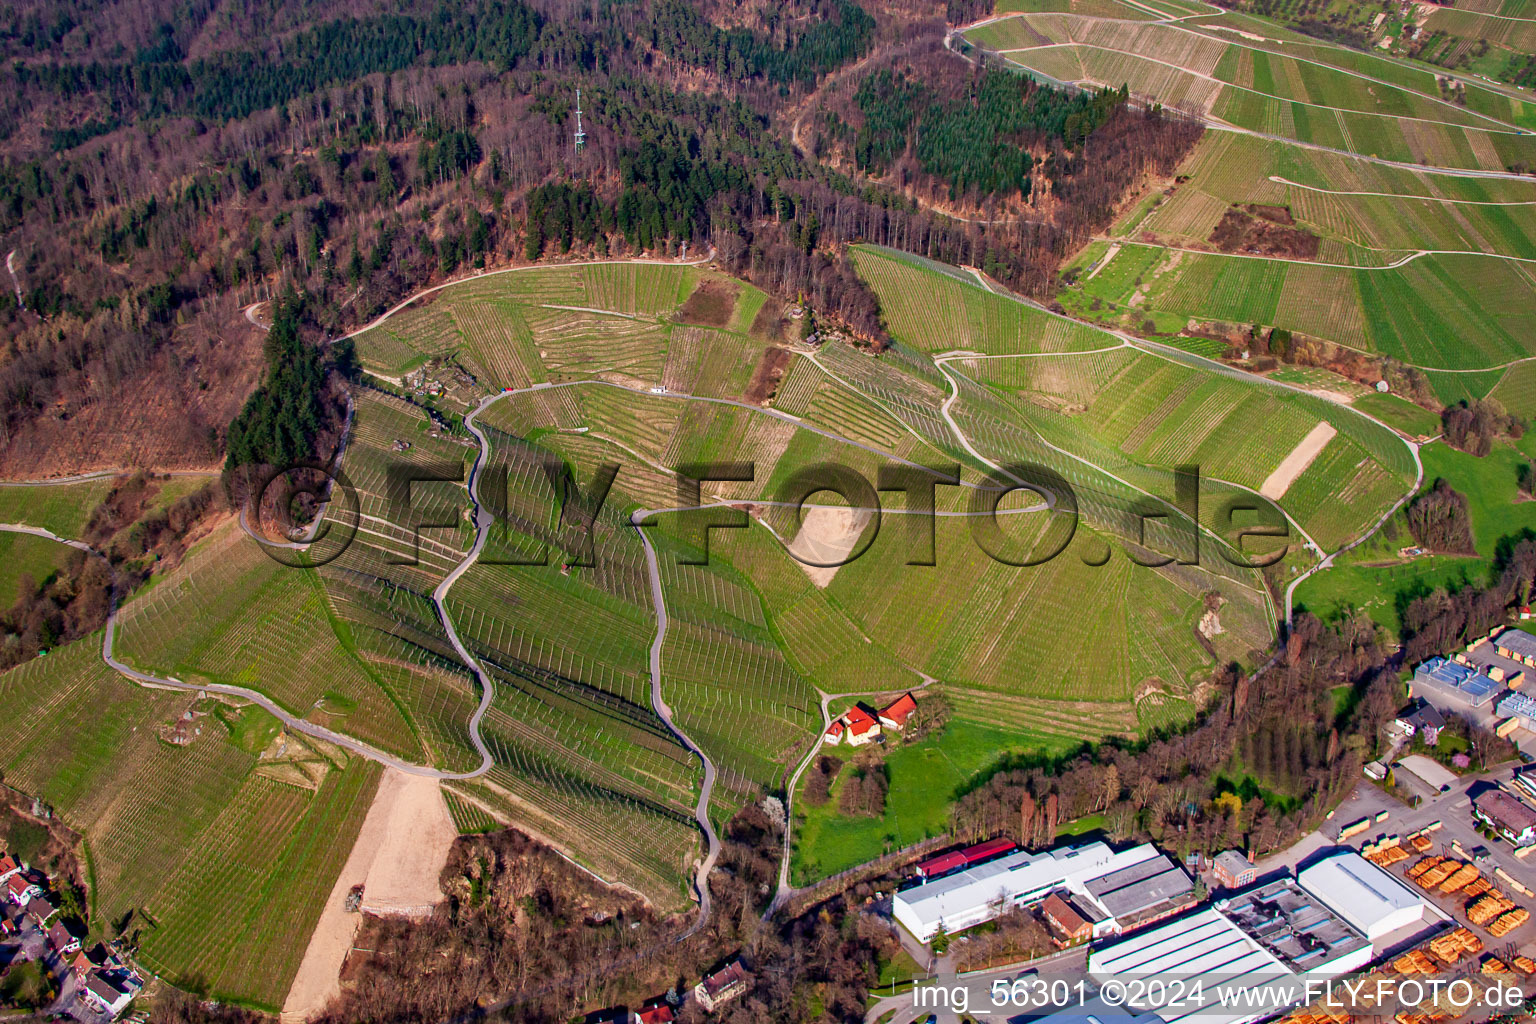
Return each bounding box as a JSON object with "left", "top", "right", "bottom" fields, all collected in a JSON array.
[
  {"left": 24, "top": 895, "right": 56, "bottom": 926},
  {"left": 81, "top": 973, "right": 136, "bottom": 1018},
  {"left": 1474, "top": 789, "right": 1536, "bottom": 845},
  {"left": 47, "top": 921, "right": 79, "bottom": 956},
  {"left": 1395, "top": 698, "right": 1446, "bottom": 745}
]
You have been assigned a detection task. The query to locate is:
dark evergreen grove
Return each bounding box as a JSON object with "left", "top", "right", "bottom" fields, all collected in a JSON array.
[{"left": 223, "top": 299, "right": 330, "bottom": 470}]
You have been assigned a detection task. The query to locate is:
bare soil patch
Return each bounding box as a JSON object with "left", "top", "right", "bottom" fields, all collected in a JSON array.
[
  {"left": 281, "top": 769, "right": 457, "bottom": 1022},
  {"left": 786, "top": 505, "right": 873, "bottom": 587},
  {"left": 750, "top": 298, "right": 791, "bottom": 341},
  {"left": 745, "top": 346, "right": 794, "bottom": 406},
  {"left": 1208, "top": 204, "right": 1319, "bottom": 259},
  {"left": 1260, "top": 421, "right": 1337, "bottom": 500},
  {"left": 678, "top": 277, "right": 739, "bottom": 327}
]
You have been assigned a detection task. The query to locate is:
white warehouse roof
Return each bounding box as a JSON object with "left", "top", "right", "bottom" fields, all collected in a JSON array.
[
  {"left": 1088, "top": 908, "right": 1290, "bottom": 1024},
  {"left": 892, "top": 842, "right": 1163, "bottom": 942},
  {"left": 1089, "top": 879, "right": 1373, "bottom": 1024},
  {"left": 1298, "top": 852, "right": 1433, "bottom": 940}
]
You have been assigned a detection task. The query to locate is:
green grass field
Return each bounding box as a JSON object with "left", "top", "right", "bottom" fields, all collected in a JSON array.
[
  {"left": 1294, "top": 436, "right": 1536, "bottom": 629},
  {"left": 1062, "top": 243, "right": 1536, "bottom": 372},
  {"left": 0, "top": 531, "right": 75, "bottom": 606},
  {"left": 0, "top": 479, "right": 116, "bottom": 537},
  {"left": 790, "top": 715, "right": 1078, "bottom": 883},
  {"left": 1352, "top": 393, "right": 1443, "bottom": 439}
]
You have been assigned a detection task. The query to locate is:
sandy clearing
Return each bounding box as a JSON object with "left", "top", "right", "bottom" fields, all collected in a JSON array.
[
  {"left": 786, "top": 505, "right": 873, "bottom": 588},
  {"left": 360, "top": 770, "right": 458, "bottom": 914},
  {"left": 1260, "top": 421, "right": 1337, "bottom": 500},
  {"left": 1305, "top": 387, "right": 1353, "bottom": 405},
  {"left": 1085, "top": 243, "right": 1121, "bottom": 281},
  {"left": 281, "top": 769, "right": 458, "bottom": 1023}
]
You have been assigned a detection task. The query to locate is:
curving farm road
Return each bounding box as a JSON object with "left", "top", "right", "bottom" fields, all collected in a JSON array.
[
  {"left": 629, "top": 507, "right": 722, "bottom": 934},
  {"left": 0, "top": 520, "right": 487, "bottom": 779}
]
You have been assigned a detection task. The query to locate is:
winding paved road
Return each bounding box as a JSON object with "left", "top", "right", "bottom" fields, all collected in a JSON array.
[
  {"left": 629, "top": 507, "right": 722, "bottom": 935},
  {"left": 0, "top": 520, "right": 486, "bottom": 779}
]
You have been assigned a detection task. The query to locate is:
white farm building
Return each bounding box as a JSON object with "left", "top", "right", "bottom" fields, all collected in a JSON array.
[
  {"left": 891, "top": 841, "right": 1192, "bottom": 943},
  {"left": 1298, "top": 852, "right": 1442, "bottom": 942}
]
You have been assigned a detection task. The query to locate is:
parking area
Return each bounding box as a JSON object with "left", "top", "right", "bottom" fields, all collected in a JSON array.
[{"left": 1269, "top": 775, "right": 1536, "bottom": 959}]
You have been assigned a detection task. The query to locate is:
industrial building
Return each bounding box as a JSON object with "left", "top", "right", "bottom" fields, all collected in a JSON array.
[
  {"left": 891, "top": 841, "right": 1192, "bottom": 944},
  {"left": 1494, "top": 628, "right": 1536, "bottom": 668},
  {"left": 1498, "top": 690, "right": 1536, "bottom": 733},
  {"left": 1297, "top": 852, "right": 1443, "bottom": 941},
  {"left": 1410, "top": 656, "right": 1500, "bottom": 708},
  {"left": 911, "top": 837, "right": 1016, "bottom": 880},
  {"left": 1086, "top": 879, "right": 1374, "bottom": 1024},
  {"left": 1211, "top": 849, "right": 1256, "bottom": 890}
]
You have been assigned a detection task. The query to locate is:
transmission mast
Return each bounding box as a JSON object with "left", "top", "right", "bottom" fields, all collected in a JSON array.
[{"left": 574, "top": 88, "right": 586, "bottom": 152}]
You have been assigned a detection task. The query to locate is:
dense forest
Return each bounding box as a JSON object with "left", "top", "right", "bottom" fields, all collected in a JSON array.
[
  {"left": 0, "top": 0, "right": 1203, "bottom": 477},
  {"left": 853, "top": 67, "right": 1128, "bottom": 199}
]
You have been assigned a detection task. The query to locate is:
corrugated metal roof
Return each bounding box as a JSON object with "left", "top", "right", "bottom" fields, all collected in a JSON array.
[
  {"left": 1497, "top": 629, "right": 1536, "bottom": 659},
  {"left": 1089, "top": 908, "right": 1286, "bottom": 979},
  {"left": 1085, "top": 853, "right": 1194, "bottom": 918},
  {"left": 1297, "top": 853, "right": 1423, "bottom": 937},
  {"left": 1499, "top": 691, "right": 1536, "bottom": 719},
  {"left": 892, "top": 843, "right": 1119, "bottom": 932}
]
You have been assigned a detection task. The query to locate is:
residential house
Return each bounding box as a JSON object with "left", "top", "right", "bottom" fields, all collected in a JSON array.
[
  {"left": 70, "top": 949, "right": 99, "bottom": 981},
  {"left": 5, "top": 874, "right": 40, "bottom": 906},
  {"left": 1395, "top": 699, "right": 1446, "bottom": 745},
  {"left": 878, "top": 693, "right": 918, "bottom": 731},
  {"left": 693, "top": 960, "right": 749, "bottom": 1012},
  {"left": 47, "top": 921, "right": 79, "bottom": 956},
  {"left": 1211, "top": 850, "right": 1256, "bottom": 890},
  {"left": 1473, "top": 790, "right": 1536, "bottom": 845},
  {"left": 842, "top": 706, "right": 881, "bottom": 747},
  {"left": 822, "top": 705, "right": 881, "bottom": 747},
  {"left": 632, "top": 1002, "right": 675, "bottom": 1024},
  {"left": 0, "top": 855, "right": 21, "bottom": 884},
  {"left": 1040, "top": 892, "right": 1093, "bottom": 945},
  {"left": 25, "top": 896, "right": 56, "bottom": 926},
  {"left": 80, "top": 973, "right": 136, "bottom": 1018}
]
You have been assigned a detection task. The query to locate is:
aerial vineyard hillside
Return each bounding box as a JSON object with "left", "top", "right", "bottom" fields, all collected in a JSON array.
[
  {"left": 339, "top": 261, "right": 1294, "bottom": 877},
  {"left": 967, "top": 12, "right": 1536, "bottom": 172},
  {"left": 0, "top": 640, "right": 378, "bottom": 1009},
  {"left": 968, "top": 0, "right": 1536, "bottom": 386}
]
